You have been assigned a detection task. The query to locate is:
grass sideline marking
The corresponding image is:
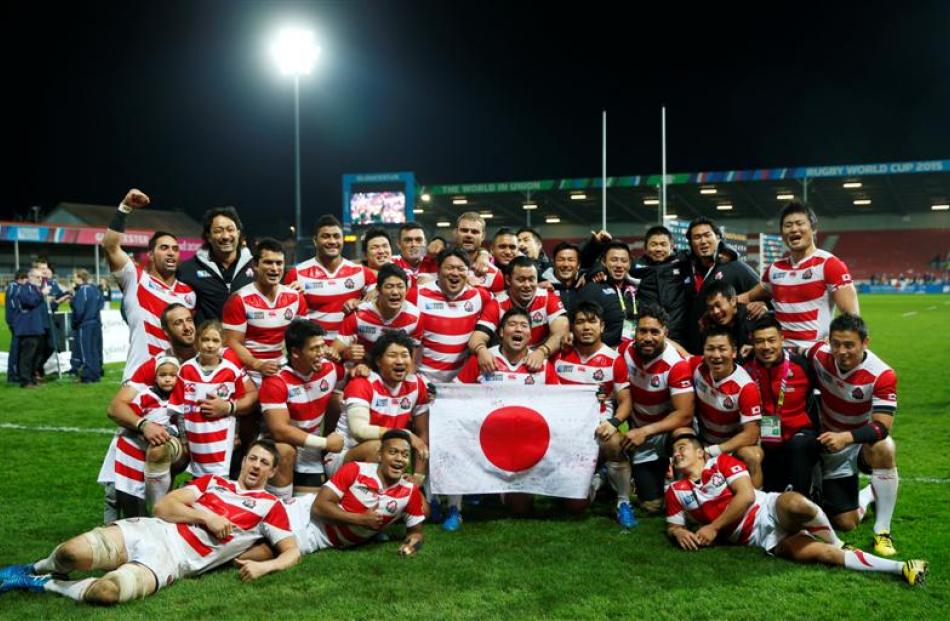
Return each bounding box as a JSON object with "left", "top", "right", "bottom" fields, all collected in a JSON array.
[
  {"left": 901, "top": 311, "right": 918, "bottom": 317},
  {"left": 1, "top": 422, "right": 947, "bottom": 485}
]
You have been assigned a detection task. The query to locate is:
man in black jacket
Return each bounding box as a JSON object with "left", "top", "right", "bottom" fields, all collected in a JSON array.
[
  {"left": 632, "top": 225, "right": 690, "bottom": 345},
  {"left": 683, "top": 217, "right": 760, "bottom": 353},
  {"left": 548, "top": 241, "right": 584, "bottom": 315},
  {"left": 574, "top": 240, "right": 636, "bottom": 347},
  {"left": 177, "top": 207, "right": 254, "bottom": 324}
]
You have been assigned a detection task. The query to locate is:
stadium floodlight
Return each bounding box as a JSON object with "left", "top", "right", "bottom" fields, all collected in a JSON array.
[
  {"left": 421, "top": 193, "right": 432, "bottom": 202},
  {"left": 700, "top": 187, "right": 717, "bottom": 195},
  {"left": 480, "top": 211, "right": 494, "bottom": 219},
  {"left": 570, "top": 193, "right": 587, "bottom": 200},
  {"left": 436, "top": 220, "right": 451, "bottom": 227},
  {"left": 643, "top": 198, "right": 660, "bottom": 205},
  {"left": 545, "top": 216, "right": 561, "bottom": 223},
  {"left": 932, "top": 203, "right": 949, "bottom": 211},
  {"left": 271, "top": 26, "right": 321, "bottom": 244},
  {"left": 717, "top": 203, "right": 733, "bottom": 211},
  {"left": 413, "top": 208, "right": 424, "bottom": 214},
  {"left": 843, "top": 181, "right": 863, "bottom": 189},
  {"left": 664, "top": 213, "right": 678, "bottom": 220},
  {"left": 776, "top": 193, "right": 795, "bottom": 200},
  {"left": 853, "top": 199, "right": 872, "bottom": 206},
  {"left": 522, "top": 202, "right": 538, "bottom": 210},
  {"left": 452, "top": 197, "right": 468, "bottom": 205}
]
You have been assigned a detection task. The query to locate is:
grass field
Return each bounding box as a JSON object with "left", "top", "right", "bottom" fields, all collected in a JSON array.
[{"left": 0, "top": 294, "right": 948, "bottom": 620}]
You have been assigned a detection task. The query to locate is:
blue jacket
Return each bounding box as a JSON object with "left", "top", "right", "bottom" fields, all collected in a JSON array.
[
  {"left": 71, "top": 283, "right": 104, "bottom": 327},
  {"left": 4, "top": 282, "right": 19, "bottom": 328},
  {"left": 11, "top": 283, "right": 46, "bottom": 337}
]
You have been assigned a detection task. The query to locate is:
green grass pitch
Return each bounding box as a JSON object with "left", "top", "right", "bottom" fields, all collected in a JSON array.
[{"left": 0, "top": 295, "right": 948, "bottom": 620}]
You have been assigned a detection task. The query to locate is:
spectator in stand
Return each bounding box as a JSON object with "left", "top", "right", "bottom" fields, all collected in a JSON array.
[
  {"left": 70, "top": 269, "right": 105, "bottom": 383},
  {"left": 177, "top": 206, "right": 255, "bottom": 325},
  {"left": 633, "top": 225, "right": 690, "bottom": 345},
  {"left": 12, "top": 269, "right": 47, "bottom": 388}
]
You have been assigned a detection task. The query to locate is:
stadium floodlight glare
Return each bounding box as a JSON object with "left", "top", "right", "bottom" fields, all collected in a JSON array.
[
  {"left": 932, "top": 203, "right": 950, "bottom": 211},
  {"left": 545, "top": 216, "right": 561, "bottom": 223},
  {"left": 717, "top": 204, "right": 733, "bottom": 211},
  {"left": 452, "top": 197, "right": 468, "bottom": 205},
  {"left": 480, "top": 211, "right": 494, "bottom": 219},
  {"left": 570, "top": 193, "right": 587, "bottom": 200},
  {"left": 271, "top": 26, "right": 321, "bottom": 244},
  {"left": 436, "top": 220, "right": 451, "bottom": 227},
  {"left": 853, "top": 199, "right": 872, "bottom": 206},
  {"left": 843, "top": 181, "right": 863, "bottom": 189},
  {"left": 413, "top": 208, "right": 424, "bottom": 214},
  {"left": 664, "top": 214, "right": 678, "bottom": 220},
  {"left": 522, "top": 202, "right": 538, "bottom": 210},
  {"left": 776, "top": 193, "right": 795, "bottom": 201},
  {"left": 421, "top": 193, "right": 431, "bottom": 203},
  {"left": 700, "top": 187, "right": 717, "bottom": 195},
  {"left": 643, "top": 198, "right": 660, "bottom": 205}
]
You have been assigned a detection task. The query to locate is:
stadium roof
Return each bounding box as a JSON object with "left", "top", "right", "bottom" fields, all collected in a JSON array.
[
  {"left": 413, "top": 158, "right": 950, "bottom": 228},
  {"left": 43, "top": 202, "right": 203, "bottom": 238}
]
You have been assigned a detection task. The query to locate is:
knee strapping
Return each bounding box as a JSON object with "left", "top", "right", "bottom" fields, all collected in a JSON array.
[
  {"left": 100, "top": 564, "right": 154, "bottom": 603},
  {"left": 145, "top": 436, "right": 182, "bottom": 475},
  {"left": 81, "top": 527, "right": 124, "bottom": 570}
]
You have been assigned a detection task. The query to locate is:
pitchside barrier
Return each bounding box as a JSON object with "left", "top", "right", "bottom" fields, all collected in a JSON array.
[{"left": 857, "top": 283, "right": 949, "bottom": 294}]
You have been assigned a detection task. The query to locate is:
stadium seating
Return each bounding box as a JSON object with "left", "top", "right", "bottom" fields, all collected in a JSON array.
[{"left": 820, "top": 229, "right": 948, "bottom": 280}]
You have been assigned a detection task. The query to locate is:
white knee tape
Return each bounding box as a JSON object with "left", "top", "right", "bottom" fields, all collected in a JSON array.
[
  {"left": 82, "top": 527, "right": 124, "bottom": 570},
  {"left": 145, "top": 436, "right": 182, "bottom": 474},
  {"left": 102, "top": 564, "right": 153, "bottom": 602}
]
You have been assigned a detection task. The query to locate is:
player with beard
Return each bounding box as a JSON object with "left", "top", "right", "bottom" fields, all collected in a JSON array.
[
  {"left": 620, "top": 305, "right": 695, "bottom": 514},
  {"left": 454, "top": 212, "right": 504, "bottom": 294}
]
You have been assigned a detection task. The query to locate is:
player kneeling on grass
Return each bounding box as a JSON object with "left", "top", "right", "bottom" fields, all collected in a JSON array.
[
  {"left": 0, "top": 441, "right": 301, "bottom": 604},
  {"left": 324, "top": 331, "right": 430, "bottom": 484},
  {"left": 242, "top": 429, "right": 425, "bottom": 559},
  {"left": 664, "top": 429, "right": 927, "bottom": 586},
  {"left": 259, "top": 319, "right": 346, "bottom": 500}
]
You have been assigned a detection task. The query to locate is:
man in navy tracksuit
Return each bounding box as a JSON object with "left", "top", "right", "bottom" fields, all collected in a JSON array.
[
  {"left": 5, "top": 271, "right": 27, "bottom": 383},
  {"left": 70, "top": 269, "right": 104, "bottom": 383},
  {"left": 12, "top": 270, "right": 46, "bottom": 388}
]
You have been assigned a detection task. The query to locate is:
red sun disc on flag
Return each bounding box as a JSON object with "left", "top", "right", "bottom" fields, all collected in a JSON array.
[{"left": 479, "top": 406, "right": 550, "bottom": 472}]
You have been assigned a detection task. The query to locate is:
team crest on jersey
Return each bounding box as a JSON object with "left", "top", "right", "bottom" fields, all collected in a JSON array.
[
  {"left": 851, "top": 387, "right": 864, "bottom": 399},
  {"left": 242, "top": 498, "right": 257, "bottom": 509},
  {"left": 592, "top": 369, "right": 605, "bottom": 381},
  {"left": 714, "top": 272, "right": 723, "bottom": 280},
  {"left": 802, "top": 268, "right": 814, "bottom": 280},
  {"left": 216, "top": 384, "right": 230, "bottom": 398},
  {"left": 532, "top": 311, "right": 544, "bottom": 324},
  {"left": 464, "top": 301, "right": 474, "bottom": 312},
  {"left": 650, "top": 375, "right": 661, "bottom": 388},
  {"left": 320, "top": 379, "right": 329, "bottom": 391},
  {"left": 400, "top": 397, "right": 412, "bottom": 409},
  {"left": 385, "top": 499, "right": 398, "bottom": 514},
  {"left": 723, "top": 396, "right": 735, "bottom": 409},
  {"left": 284, "top": 308, "right": 294, "bottom": 320},
  {"left": 709, "top": 472, "right": 725, "bottom": 487},
  {"left": 245, "top": 267, "right": 254, "bottom": 278},
  {"left": 525, "top": 375, "right": 535, "bottom": 385},
  {"left": 344, "top": 278, "right": 355, "bottom": 289}
]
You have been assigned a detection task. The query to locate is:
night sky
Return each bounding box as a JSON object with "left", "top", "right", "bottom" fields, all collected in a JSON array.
[{"left": 8, "top": 1, "right": 950, "bottom": 236}]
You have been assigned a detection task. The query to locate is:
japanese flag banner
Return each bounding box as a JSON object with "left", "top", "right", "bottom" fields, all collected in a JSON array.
[{"left": 429, "top": 384, "right": 600, "bottom": 499}]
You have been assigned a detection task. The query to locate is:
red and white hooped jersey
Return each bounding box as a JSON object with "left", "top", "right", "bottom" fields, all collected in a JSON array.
[
  {"left": 338, "top": 371, "right": 429, "bottom": 450},
  {"left": 168, "top": 351, "right": 248, "bottom": 476},
  {"left": 807, "top": 343, "right": 897, "bottom": 433},
  {"left": 474, "top": 262, "right": 505, "bottom": 294},
  {"left": 391, "top": 255, "right": 437, "bottom": 291},
  {"left": 285, "top": 257, "right": 376, "bottom": 340},
  {"left": 410, "top": 282, "right": 490, "bottom": 383},
  {"left": 554, "top": 344, "right": 629, "bottom": 417},
  {"left": 762, "top": 249, "right": 853, "bottom": 349},
  {"left": 455, "top": 345, "right": 560, "bottom": 385},
  {"left": 109, "top": 388, "right": 175, "bottom": 499},
  {"left": 259, "top": 362, "right": 344, "bottom": 473},
  {"left": 690, "top": 356, "right": 762, "bottom": 444},
  {"left": 221, "top": 283, "right": 307, "bottom": 360},
  {"left": 623, "top": 342, "right": 693, "bottom": 428},
  {"left": 477, "top": 288, "right": 566, "bottom": 346},
  {"left": 337, "top": 300, "right": 424, "bottom": 349},
  {"left": 114, "top": 261, "right": 196, "bottom": 381},
  {"left": 666, "top": 454, "right": 763, "bottom": 544},
  {"left": 175, "top": 474, "right": 293, "bottom": 575},
  {"left": 318, "top": 461, "right": 425, "bottom": 548}
]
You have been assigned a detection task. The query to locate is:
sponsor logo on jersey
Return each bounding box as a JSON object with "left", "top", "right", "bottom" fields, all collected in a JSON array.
[
  {"left": 425, "top": 302, "right": 445, "bottom": 311},
  {"left": 216, "top": 384, "right": 230, "bottom": 398},
  {"left": 556, "top": 364, "right": 573, "bottom": 373},
  {"left": 196, "top": 269, "right": 211, "bottom": 278},
  {"left": 400, "top": 397, "right": 412, "bottom": 410},
  {"left": 373, "top": 397, "right": 388, "bottom": 408},
  {"left": 344, "top": 278, "right": 355, "bottom": 290},
  {"left": 592, "top": 369, "right": 605, "bottom": 381},
  {"left": 851, "top": 387, "right": 864, "bottom": 399},
  {"left": 358, "top": 325, "right": 377, "bottom": 335},
  {"left": 320, "top": 379, "right": 329, "bottom": 391},
  {"left": 723, "top": 396, "right": 735, "bottom": 409},
  {"left": 772, "top": 271, "right": 785, "bottom": 280},
  {"left": 284, "top": 308, "right": 294, "bottom": 320},
  {"left": 682, "top": 494, "right": 697, "bottom": 508},
  {"left": 464, "top": 301, "right": 474, "bottom": 313},
  {"left": 650, "top": 375, "right": 661, "bottom": 388},
  {"left": 242, "top": 498, "right": 257, "bottom": 509},
  {"left": 842, "top": 273, "right": 853, "bottom": 283},
  {"left": 249, "top": 311, "right": 266, "bottom": 320},
  {"left": 305, "top": 281, "right": 323, "bottom": 290},
  {"left": 288, "top": 386, "right": 303, "bottom": 398}
]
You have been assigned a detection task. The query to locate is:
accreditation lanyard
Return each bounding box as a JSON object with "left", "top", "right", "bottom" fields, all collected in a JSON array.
[
  {"left": 616, "top": 284, "right": 637, "bottom": 340},
  {"left": 752, "top": 353, "right": 790, "bottom": 443}
]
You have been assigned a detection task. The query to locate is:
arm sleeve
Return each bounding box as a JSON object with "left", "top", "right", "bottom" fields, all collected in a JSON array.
[
  {"left": 668, "top": 359, "right": 695, "bottom": 394},
  {"left": 544, "top": 363, "right": 560, "bottom": 385},
  {"left": 476, "top": 299, "right": 501, "bottom": 333},
  {"left": 718, "top": 454, "right": 751, "bottom": 484},
  {"left": 454, "top": 356, "right": 480, "bottom": 384},
  {"left": 112, "top": 259, "right": 137, "bottom": 292},
  {"left": 872, "top": 369, "right": 898, "bottom": 413},
  {"left": 664, "top": 487, "right": 686, "bottom": 525},
  {"left": 297, "top": 292, "right": 308, "bottom": 317},
  {"left": 545, "top": 291, "right": 566, "bottom": 322},
  {"left": 71, "top": 287, "right": 86, "bottom": 327},
  {"left": 337, "top": 313, "right": 358, "bottom": 343},
  {"left": 738, "top": 382, "right": 762, "bottom": 423},
  {"left": 167, "top": 376, "right": 186, "bottom": 413},
  {"left": 344, "top": 378, "right": 383, "bottom": 440},
  {"left": 761, "top": 263, "right": 773, "bottom": 293},
  {"left": 261, "top": 501, "right": 294, "bottom": 544},
  {"left": 220, "top": 294, "right": 247, "bottom": 333},
  {"left": 283, "top": 266, "right": 298, "bottom": 286},
  {"left": 412, "top": 378, "right": 430, "bottom": 415},
  {"left": 403, "top": 487, "right": 426, "bottom": 527},
  {"left": 259, "top": 376, "right": 289, "bottom": 411},
  {"left": 362, "top": 267, "right": 378, "bottom": 292},
  {"left": 324, "top": 462, "right": 359, "bottom": 498},
  {"left": 823, "top": 256, "right": 853, "bottom": 291},
  {"left": 612, "top": 356, "right": 630, "bottom": 391}
]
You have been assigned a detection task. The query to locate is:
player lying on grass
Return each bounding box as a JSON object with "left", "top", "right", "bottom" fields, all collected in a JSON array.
[
  {"left": 0, "top": 441, "right": 300, "bottom": 604},
  {"left": 241, "top": 429, "right": 425, "bottom": 558},
  {"left": 664, "top": 429, "right": 927, "bottom": 586}
]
